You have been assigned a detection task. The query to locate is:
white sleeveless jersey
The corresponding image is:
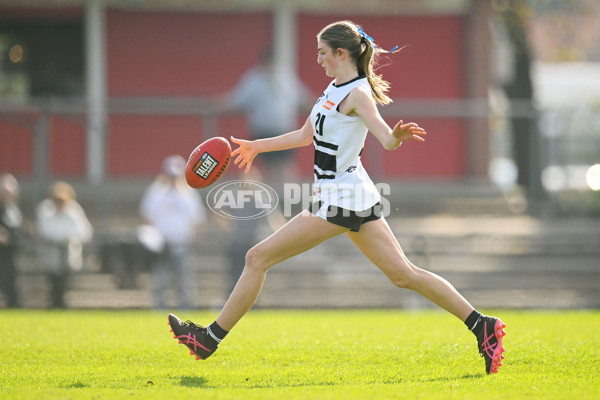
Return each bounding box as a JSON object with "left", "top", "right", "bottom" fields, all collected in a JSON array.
[{"left": 309, "top": 76, "right": 381, "bottom": 211}]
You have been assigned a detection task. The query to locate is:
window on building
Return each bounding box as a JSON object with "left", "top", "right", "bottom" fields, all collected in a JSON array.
[{"left": 0, "top": 21, "right": 83, "bottom": 99}]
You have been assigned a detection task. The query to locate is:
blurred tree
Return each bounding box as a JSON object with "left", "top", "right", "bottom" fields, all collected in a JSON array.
[
  {"left": 496, "top": 0, "right": 545, "bottom": 208},
  {"left": 526, "top": 0, "right": 600, "bottom": 62}
]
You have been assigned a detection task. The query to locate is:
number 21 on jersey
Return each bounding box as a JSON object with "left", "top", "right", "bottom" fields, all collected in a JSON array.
[{"left": 315, "top": 112, "right": 326, "bottom": 136}]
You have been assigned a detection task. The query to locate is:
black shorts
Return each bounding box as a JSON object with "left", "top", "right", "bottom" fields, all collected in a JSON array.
[{"left": 309, "top": 201, "right": 383, "bottom": 232}]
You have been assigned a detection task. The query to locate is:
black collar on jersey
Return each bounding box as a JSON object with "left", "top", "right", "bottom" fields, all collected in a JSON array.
[{"left": 332, "top": 74, "right": 367, "bottom": 88}]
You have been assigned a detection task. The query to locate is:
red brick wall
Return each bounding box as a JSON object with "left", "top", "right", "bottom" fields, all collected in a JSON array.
[
  {"left": 0, "top": 9, "right": 466, "bottom": 179},
  {"left": 0, "top": 120, "right": 33, "bottom": 175},
  {"left": 105, "top": 10, "right": 270, "bottom": 176}
]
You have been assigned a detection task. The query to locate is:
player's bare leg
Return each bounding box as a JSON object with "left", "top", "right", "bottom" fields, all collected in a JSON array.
[
  {"left": 346, "top": 217, "right": 474, "bottom": 321},
  {"left": 216, "top": 209, "right": 348, "bottom": 330},
  {"left": 347, "top": 217, "right": 505, "bottom": 374},
  {"left": 169, "top": 210, "right": 347, "bottom": 360}
]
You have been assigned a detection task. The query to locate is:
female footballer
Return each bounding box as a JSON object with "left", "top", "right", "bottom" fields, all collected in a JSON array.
[{"left": 169, "top": 20, "right": 506, "bottom": 375}]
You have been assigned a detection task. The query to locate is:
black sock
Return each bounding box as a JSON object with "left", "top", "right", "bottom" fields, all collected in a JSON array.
[
  {"left": 464, "top": 310, "right": 484, "bottom": 337},
  {"left": 206, "top": 321, "right": 229, "bottom": 348}
]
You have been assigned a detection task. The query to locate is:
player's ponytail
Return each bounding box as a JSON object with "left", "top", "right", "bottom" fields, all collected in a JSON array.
[{"left": 318, "top": 20, "right": 401, "bottom": 105}]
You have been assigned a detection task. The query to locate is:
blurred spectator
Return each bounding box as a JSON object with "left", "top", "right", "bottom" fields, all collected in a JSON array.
[
  {"left": 218, "top": 46, "right": 313, "bottom": 187},
  {"left": 0, "top": 173, "right": 23, "bottom": 308},
  {"left": 139, "top": 155, "right": 206, "bottom": 309},
  {"left": 36, "top": 181, "right": 93, "bottom": 308}
]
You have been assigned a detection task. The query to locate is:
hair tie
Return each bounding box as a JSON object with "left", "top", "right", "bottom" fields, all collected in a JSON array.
[{"left": 357, "top": 27, "right": 399, "bottom": 53}]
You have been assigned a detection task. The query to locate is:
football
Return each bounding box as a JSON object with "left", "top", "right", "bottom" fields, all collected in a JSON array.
[{"left": 185, "top": 137, "right": 231, "bottom": 189}]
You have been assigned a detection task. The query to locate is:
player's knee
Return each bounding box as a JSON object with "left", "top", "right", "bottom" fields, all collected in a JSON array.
[
  {"left": 389, "top": 268, "right": 417, "bottom": 289},
  {"left": 391, "top": 276, "right": 410, "bottom": 289},
  {"left": 244, "top": 246, "right": 260, "bottom": 269},
  {"left": 244, "top": 245, "right": 268, "bottom": 273}
]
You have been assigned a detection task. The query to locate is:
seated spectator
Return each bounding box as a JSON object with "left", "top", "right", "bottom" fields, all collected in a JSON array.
[{"left": 36, "top": 181, "right": 93, "bottom": 308}]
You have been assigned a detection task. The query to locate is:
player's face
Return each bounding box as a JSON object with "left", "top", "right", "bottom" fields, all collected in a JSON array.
[{"left": 317, "top": 39, "right": 340, "bottom": 77}]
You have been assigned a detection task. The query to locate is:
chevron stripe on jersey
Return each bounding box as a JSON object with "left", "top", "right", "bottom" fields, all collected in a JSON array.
[
  {"left": 314, "top": 169, "right": 336, "bottom": 180},
  {"left": 313, "top": 137, "right": 338, "bottom": 151},
  {"left": 314, "top": 149, "right": 337, "bottom": 179},
  {"left": 313, "top": 137, "right": 338, "bottom": 178}
]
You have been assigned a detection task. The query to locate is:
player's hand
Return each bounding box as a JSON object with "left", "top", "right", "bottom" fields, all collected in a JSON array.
[
  {"left": 230, "top": 136, "right": 259, "bottom": 174},
  {"left": 391, "top": 120, "right": 427, "bottom": 144}
]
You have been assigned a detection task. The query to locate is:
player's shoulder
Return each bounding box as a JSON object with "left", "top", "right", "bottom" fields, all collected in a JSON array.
[{"left": 346, "top": 85, "right": 374, "bottom": 107}]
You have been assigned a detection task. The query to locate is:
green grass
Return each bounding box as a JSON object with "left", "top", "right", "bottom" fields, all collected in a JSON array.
[{"left": 0, "top": 309, "right": 598, "bottom": 399}]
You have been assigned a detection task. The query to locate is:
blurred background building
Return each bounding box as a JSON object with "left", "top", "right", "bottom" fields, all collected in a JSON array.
[{"left": 0, "top": 0, "right": 599, "bottom": 309}]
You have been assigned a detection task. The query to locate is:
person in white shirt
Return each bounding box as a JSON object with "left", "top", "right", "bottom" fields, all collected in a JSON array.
[
  {"left": 36, "top": 181, "right": 92, "bottom": 308},
  {"left": 168, "top": 21, "right": 506, "bottom": 376},
  {"left": 0, "top": 173, "right": 23, "bottom": 308},
  {"left": 221, "top": 47, "right": 313, "bottom": 211},
  {"left": 140, "top": 155, "right": 206, "bottom": 309}
]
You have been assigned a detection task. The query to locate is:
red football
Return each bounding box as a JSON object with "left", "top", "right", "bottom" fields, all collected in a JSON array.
[{"left": 185, "top": 137, "right": 231, "bottom": 188}]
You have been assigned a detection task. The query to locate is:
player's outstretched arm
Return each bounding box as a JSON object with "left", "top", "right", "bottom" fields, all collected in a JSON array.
[
  {"left": 231, "top": 117, "right": 313, "bottom": 174},
  {"left": 348, "top": 87, "right": 426, "bottom": 150}
]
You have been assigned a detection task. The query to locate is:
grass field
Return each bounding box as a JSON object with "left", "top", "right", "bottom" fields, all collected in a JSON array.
[{"left": 0, "top": 309, "right": 598, "bottom": 399}]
